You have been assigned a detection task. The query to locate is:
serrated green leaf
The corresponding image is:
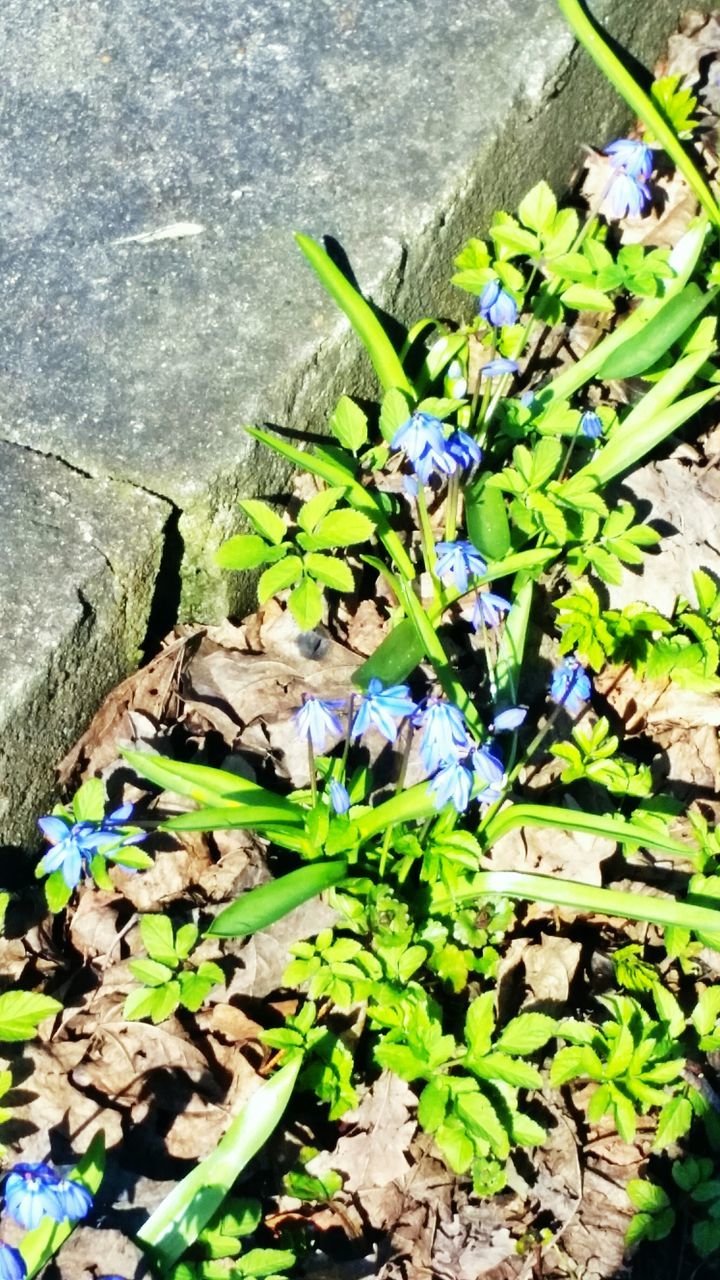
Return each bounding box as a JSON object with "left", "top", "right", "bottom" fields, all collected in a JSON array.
[
  {"left": 456, "top": 1092, "right": 509, "bottom": 1159},
  {"left": 124, "top": 981, "right": 181, "bottom": 1023},
  {"left": 626, "top": 1179, "right": 671, "bottom": 1211},
  {"left": 312, "top": 508, "right": 375, "bottom": 549},
  {"left": 417, "top": 1079, "right": 449, "bottom": 1133},
  {"left": 329, "top": 397, "right": 368, "bottom": 452},
  {"left": 561, "top": 283, "right": 615, "bottom": 312},
  {"left": 304, "top": 553, "right": 354, "bottom": 593},
  {"left": 297, "top": 486, "right": 345, "bottom": 534},
  {"left": 129, "top": 957, "right": 177, "bottom": 987},
  {"left": 654, "top": 1095, "right": 693, "bottom": 1149},
  {"left": 258, "top": 555, "right": 304, "bottom": 602},
  {"left": 465, "top": 993, "right": 495, "bottom": 1058},
  {"left": 0, "top": 991, "right": 62, "bottom": 1042},
  {"left": 216, "top": 534, "right": 286, "bottom": 571},
  {"left": 140, "top": 914, "right": 179, "bottom": 966},
  {"left": 72, "top": 777, "right": 105, "bottom": 822},
  {"left": 238, "top": 500, "right": 286, "bottom": 546},
  {"left": 435, "top": 1121, "right": 475, "bottom": 1174},
  {"left": 289, "top": 577, "right": 324, "bottom": 630},
  {"left": 496, "top": 1012, "right": 557, "bottom": 1056},
  {"left": 518, "top": 180, "right": 557, "bottom": 234}
]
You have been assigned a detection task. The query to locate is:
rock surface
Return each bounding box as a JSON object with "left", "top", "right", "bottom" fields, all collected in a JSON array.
[
  {"left": 0, "top": 443, "right": 167, "bottom": 846},
  {"left": 0, "top": 0, "right": 704, "bottom": 845}
]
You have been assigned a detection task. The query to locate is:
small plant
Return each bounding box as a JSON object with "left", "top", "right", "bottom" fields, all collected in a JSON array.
[{"left": 123, "top": 915, "right": 224, "bottom": 1024}]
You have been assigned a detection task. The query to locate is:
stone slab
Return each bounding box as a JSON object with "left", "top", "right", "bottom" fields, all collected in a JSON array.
[
  {"left": 0, "top": 0, "right": 706, "bottom": 623},
  {"left": 0, "top": 442, "right": 168, "bottom": 847}
]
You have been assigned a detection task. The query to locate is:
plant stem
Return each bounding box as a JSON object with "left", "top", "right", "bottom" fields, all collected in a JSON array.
[{"left": 307, "top": 741, "right": 317, "bottom": 807}]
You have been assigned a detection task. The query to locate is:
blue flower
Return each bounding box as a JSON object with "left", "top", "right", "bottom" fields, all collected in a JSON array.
[
  {"left": 391, "top": 412, "right": 457, "bottom": 485},
  {"left": 351, "top": 678, "right": 416, "bottom": 743},
  {"left": 0, "top": 1244, "right": 26, "bottom": 1280},
  {"left": 50, "top": 1177, "right": 93, "bottom": 1222},
  {"left": 435, "top": 541, "right": 487, "bottom": 594},
  {"left": 328, "top": 779, "right": 350, "bottom": 815},
  {"left": 580, "top": 410, "right": 603, "bottom": 439},
  {"left": 472, "top": 591, "right": 511, "bottom": 630},
  {"left": 415, "top": 698, "right": 469, "bottom": 773},
  {"left": 478, "top": 280, "right": 518, "bottom": 328},
  {"left": 473, "top": 745, "right": 505, "bottom": 803},
  {"left": 429, "top": 757, "right": 474, "bottom": 813},
  {"left": 606, "top": 172, "right": 651, "bottom": 219},
  {"left": 294, "top": 697, "right": 345, "bottom": 752},
  {"left": 4, "top": 1163, "right": 60, "bottom": 1229},
  {"left": 481, "top": 357, "right": 519, "bottom": 379},
  {"left": 37, "top": 807, "right": 145, "bottom": 890},
  {"left": 604, "top": 138, "right": 653, "bottom": 182},
  {"left": 492, "top": 707, "right": 527, "bottom": 732},
  {"left": 550, "top": 657, "right": 592, "bottom": 716},
  {"left": 446, "top": 430, "right": 482, "bottom": 471}
]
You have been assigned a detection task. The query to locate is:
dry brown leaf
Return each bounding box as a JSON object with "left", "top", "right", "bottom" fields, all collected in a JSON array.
[
  {"left": 224, "top": 896, "right": 339, "bottom": 1000},
  {"left": 489, "top": 802, "right": 616, "bottom": 885},
  {"left": 608, "top": 450, "right": 720, "bottom": 616},
  {"left": 51, "top": 1226, "right": 145, "bottom": 1280},
  {"left": 5, "top": 1038, "right": 124, "bottom": 1161},
  {"left": 595, "top": 664, "right": 720, "bottom": 795},
  {"left": 69, "top": 885, "right": 127, "bottom": 960},
  {"left": 308, "top": 1072, "right": 417, "bottom": 1203}
]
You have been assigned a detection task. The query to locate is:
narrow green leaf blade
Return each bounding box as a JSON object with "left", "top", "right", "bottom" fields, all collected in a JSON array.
[
  {"left": 137, "top": 1059, "right": 301, "bottom": 1268},
  {"left": 120, "top": 748, "right": 302, "bottom": 820},
  {"left": 206, "top": 860, "right": 348, "bottom": 937},
  {"left": 597, "top": 285, "right": 718, "bottom": 379},
  {"left": 295, "top": 233, "right": 413, "bottom": 394}
]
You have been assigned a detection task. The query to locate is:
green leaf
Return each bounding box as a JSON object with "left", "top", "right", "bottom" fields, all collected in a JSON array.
[
  {"left": 238, "top": 500, "right": 286, "bottom": 546},
  {"left": 692, "top": 987, "right": 720, "bottom": 1037},
  {"left": 304, "top": 553, "right": 354, "bottom": 593},
  {"left": 138, "top": 1058, "right": 302, "bottom": 1269},
  {"left": 179, "top": 968, "right": 223, "bottom": 1013},
  {"left": 654, "top": 1095, "right": 693, "bottom": 1149},
  {"left": 175, "top": 923, "right": 199, "bottom": 961},
  {"left": 289, "top": 577, "right": 324, "bottom": 630},
  {"left": 456, "top": 1093, "right": 509, "bottom": 1159},
  {"left": 120, "top": 748, "right": 302, "bottom": 818},
  {"left": 353, "top": 619, "right": 424, "bottom": 690},
  {"left": 518, "top": 180, "right": 557, "bottom": 234},
  {"left": 626, "top": 1179, "right": 671, "bottom": 1212},
  {"left": 129, "top": 957, "right": 177, "bottom": 987},
  {"left": 72, "top": 777, "right": 105, "bottom": 822},
  {"left": 295, "top": 234, "right": 413, "bottom": 394},
  {"left": 465, "top": 993, "right": 495, "bottom": 1058},
  {"left": 495, "top": 1012, "right": 557, "bottom": 1056},
  {"left": 0, "top": 991, "right": 62, "bottom": 1042},
  {"left": 511, "top": 1110, "right": 547, "bottom": 1147},
  {"left": 692, "top": 1219, "right": 720, "bottom": 1259},
  {"left": 258, "top": 556, "right": 304, "bottom": 603},
  {"left": 206, "top": 862, "right": 348, "bottom": 938},
  {"left": 550, "top": 1045, "right": 596, "bottom": 1085},
  {"left": 374, "top": 1042, "right": 430, "bottom": 1081},
  {"left": 312, "top": 508, "right": 375, "bottom": 549},
  {"left": 329, "top": 397, "right": 368, "bottom": 452},
  {"left": 417, "top": 1079, "right": 449, "bottom": 1133},
  {"left": 465, "top": 479, "right": 511, "bottom": 560},
  {"left": 468, "top": 1051, "right": 542, "bottom": 1089},
  {"left": 124, "top": 981, "right": 181, "bottom": 1024},
  {"left": 561, "top": 283, "right": 615, "bottom": 313},
  {"left": 435, "top": 1121, "right": 475, "bottom": 1174},
  {"left": 215, "top": 534, "right": 286, "bottom": 571},
  {"left": 597, "top": 284, "right": 718, "bottom": 379},
  {"left": 297, "top": 486, "right": 345, "bottom": 534},
  {"left": 379, "top": 386, "right": 414, "bottom": 443},
  {"left": 19, "top": 1134, "right": 105, "bottom": 1279},
  {"left": 44, "top": 870, "right": 73, "bottom": 913},
  {"left": 140, "top": 914, "right": 179, "bottom": 966},
  {"left": 236, "top": 1246, "right": 297, "bottom": 1276},
  {"left": 495, "top": 580, "right": 532, "bottom": 705}
]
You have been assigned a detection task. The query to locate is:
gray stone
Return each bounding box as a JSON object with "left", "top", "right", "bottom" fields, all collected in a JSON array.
[
  {"left": 0, "top": 442, "right": 168, "bottom": 846},
  {"left": 0, "top": 0, "right": 705, "bottom": 623}
]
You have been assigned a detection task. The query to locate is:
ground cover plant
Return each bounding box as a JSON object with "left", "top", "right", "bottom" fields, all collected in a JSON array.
[{"left": 7, "top": 3, "right": 720, "bottom": 1277}]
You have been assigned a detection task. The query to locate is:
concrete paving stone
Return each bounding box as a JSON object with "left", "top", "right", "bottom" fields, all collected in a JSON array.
[
  {"left": 0, "top": 0, "right": 703, "bottom": 623},
  {"left": 0, "top": 442, "right": 168, "bottom": 847}
]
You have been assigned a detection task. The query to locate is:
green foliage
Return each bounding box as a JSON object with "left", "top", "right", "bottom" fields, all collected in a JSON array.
[
  {"left": 124, "top": 915, "right": 224, "bottom": 1024},
  {"left": 217, "top": 487, "right": 376, "bottom": 630},
  {"left": 551, "top": 716, "right": 652, "bottom": 797},
  {"left": 627, "top": 1157, "right": 720, "bottom": 1258},
  {"left": 0, "top": 990, "right": 62, "bottom": 1041},
  {"left": 649, "top": 73, "right": 700, "bottom": 140}
]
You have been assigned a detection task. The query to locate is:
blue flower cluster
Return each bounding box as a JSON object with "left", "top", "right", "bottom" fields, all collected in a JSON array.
[
  {"left": 478, "top": 280, "right": 518, "bottom": 328},
  {"left": 37, "top": 806, "right": 146, "bottom": 891},
  {"left": 603, "top": 138, "right": 653, "bottom": 219},
  {"left": 414, "top": 698, "right": 508, "bottom": 814},
  {"left": 550, "top": 656, "right": 593, "bottom": 716},
  {"left": 391, "top": 412, "right": 482, "bottom": 487},
  {"left": 0, "top": 1162, "right": 95, "bottom": 1279}
]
